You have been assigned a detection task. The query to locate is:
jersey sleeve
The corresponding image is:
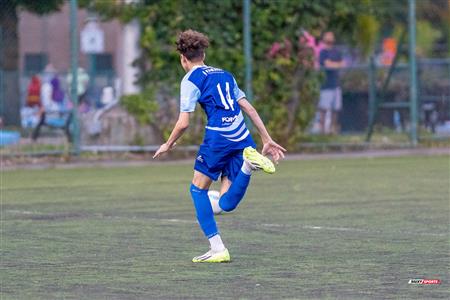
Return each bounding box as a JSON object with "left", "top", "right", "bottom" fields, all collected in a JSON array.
[
  {"left": 180, "top": 79, "right": 201, "bottom": 112},
  {"left": 233, "top": 77, "right": 246, "bottom": 101}
]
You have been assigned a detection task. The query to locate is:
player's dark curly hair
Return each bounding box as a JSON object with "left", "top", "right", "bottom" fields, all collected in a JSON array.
[{"left": 176, "top": 29, "right": 209, "bottom": 61}]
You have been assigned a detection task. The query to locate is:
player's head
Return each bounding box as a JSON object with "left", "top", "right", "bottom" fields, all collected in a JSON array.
[
  {"left": 176, "top": 29, "right": 209, "bottom": 72},
  {"left": 322, "top": 31, "right": 335, "bottom": 48}
]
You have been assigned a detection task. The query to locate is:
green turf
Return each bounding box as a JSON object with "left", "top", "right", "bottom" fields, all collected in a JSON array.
[{"left": 1, "top": 155, "right": 449, "bottom": 299}]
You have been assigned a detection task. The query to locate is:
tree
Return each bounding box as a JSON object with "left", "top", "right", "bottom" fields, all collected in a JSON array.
[{"left": 0, "top": 0, "right": 64, "bottom": 126}]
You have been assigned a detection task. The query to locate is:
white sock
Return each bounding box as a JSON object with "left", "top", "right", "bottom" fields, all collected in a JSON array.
[
  {"left": 241, "top": 161, "right": 254, "bottom": 175},
  {"left": 209, "top": 234, "right": 226, "bottom": 252}
]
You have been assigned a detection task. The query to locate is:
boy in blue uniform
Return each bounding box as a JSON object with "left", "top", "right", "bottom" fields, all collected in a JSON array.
[{"left": 154, "top": 30, "right": 286, "bottom": 262}]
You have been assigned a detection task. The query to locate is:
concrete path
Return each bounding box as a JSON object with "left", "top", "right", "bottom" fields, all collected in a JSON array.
[{"left": 2, "top": 147, "right": 448, "bottom": 171}]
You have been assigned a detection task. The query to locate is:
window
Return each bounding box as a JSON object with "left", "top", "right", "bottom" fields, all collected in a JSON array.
[
  {"left": 24, "top": 53, "right": 47, "bottom": 75},
  {"left": 94, "top": 53, "right": 113, "bottom": 72}
]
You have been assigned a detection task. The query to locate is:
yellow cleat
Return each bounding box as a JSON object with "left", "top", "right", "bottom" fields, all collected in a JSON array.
[
  {"left": 192, "top": 248, "right": 231, "bottom": 263},
  {"left": 243, "top": 147, "right": 276, "bottom": 174}
]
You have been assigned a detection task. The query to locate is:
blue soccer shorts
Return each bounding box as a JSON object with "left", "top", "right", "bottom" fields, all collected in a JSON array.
[{"left": 194, "top": 145, "right": 245, "bottom": 182}]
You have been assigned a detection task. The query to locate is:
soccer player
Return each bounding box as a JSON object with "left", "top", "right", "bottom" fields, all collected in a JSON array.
[{"left": 153, "top": 29, "right": 286, "bottom": 263}]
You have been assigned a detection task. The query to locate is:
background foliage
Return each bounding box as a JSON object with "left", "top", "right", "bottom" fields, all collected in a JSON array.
[
  {"left": 85, "top": 0, "right": 448, "bottom": 147},
  {"left": 86, "top": 0, "right": 367, "bottom": 148}
]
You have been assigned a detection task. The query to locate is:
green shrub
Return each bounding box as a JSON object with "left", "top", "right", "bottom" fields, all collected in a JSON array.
[{"left": 121, "top": 92, "right": 158, "bottom": 125}]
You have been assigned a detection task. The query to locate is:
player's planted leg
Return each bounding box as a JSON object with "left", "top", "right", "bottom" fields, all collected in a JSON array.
[
  {"left": 190, "top": 184, "right": 218, "bottom": 237},
  {"left": 190, "top": 184, "right": 230, "bottom": 263}
]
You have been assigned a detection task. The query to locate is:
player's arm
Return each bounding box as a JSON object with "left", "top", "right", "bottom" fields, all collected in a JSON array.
[
  {"left": 167, "top": 112, "right": 191, "bottom": 147},
  {"left": 324, "top": 59, "right": 345, "bottom": 69},
  {"left": 238, "top": 98, "right": 286, "bottom": 162},
  {"left": 320, "top": 49, "right": 345, "bottom": 69}
]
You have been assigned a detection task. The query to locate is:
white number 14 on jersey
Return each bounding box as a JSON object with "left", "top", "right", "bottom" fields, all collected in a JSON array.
[{"left": 217, "top": 82, "right": 235, "bottom": 111}]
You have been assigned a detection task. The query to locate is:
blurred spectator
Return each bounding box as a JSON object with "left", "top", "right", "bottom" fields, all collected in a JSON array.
[
  {"left": 66, "top": 67, "right": 90, "bottom": 109},
  {"left": 51, "top": 76, "right": 65, "bottom": 105},
  {"left": 22, "top": 75, "right": 43, "bottom": 128},
  {"left": 41, "top": 80, "right": 57, "bottom": 111},
  {"left": 26, "top": 75, "right": 41, "bottom": 107},
  {"left": 41, "top": 64, "right": 57, "bottom": 84},
  {"left": 380, "top": 37, "right": 397, "bottom": 66},
  {"left": 31, "top": 69, "right": 73, "bottom": 141},
  {"left": 318, "top": 31, "right": 345, "bottom": 135}
]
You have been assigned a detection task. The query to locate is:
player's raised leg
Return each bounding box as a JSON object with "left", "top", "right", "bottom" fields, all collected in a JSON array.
[
  {"left": 190, "top": 171, "right": 230, "bottom": 263},
  {"left": 243, "top": 146, "right": 276, "bottom": 174},
  {"left": 218, "top": 147, "right": 275, "bottom": 213},
  {"left": 217, "top": 165, "right": 252, "bottom": 213}
]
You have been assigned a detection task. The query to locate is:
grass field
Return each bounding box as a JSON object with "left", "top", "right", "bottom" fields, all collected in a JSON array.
[{"left": 1, "top": 155, "right": 449, "bottom": 299}]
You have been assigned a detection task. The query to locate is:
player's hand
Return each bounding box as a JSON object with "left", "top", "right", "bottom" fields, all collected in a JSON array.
[
  {"left": 153, "top": 142, "right": 176, "bottom": 159},
  {"left": 262, "top": 139, "right": 286, "bottom": 163}
]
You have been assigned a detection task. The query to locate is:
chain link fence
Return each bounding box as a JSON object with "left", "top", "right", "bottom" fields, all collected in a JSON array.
[
  {"left": 0, "top": 0, "right": 449, "bottom": 157},
  {"left": 1, "top": 0, "right": 122, "bottom": 156},
  {"left": 313, "top": 0, "right": 449, "bottom": 145}
]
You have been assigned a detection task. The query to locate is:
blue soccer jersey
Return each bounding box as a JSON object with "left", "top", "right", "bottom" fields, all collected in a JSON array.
[{"left": 180, "top": 65, "right": 255, "bottom": 151}]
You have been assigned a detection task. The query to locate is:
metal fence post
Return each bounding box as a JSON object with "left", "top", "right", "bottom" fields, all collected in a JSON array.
[
  {"left": 366, "top": 56, "right": 376, "bottom": 142},
  {"left": 70, "top": 0, "right": 80, "bottom": 155},
  {"left": 408, "top": 0, "right": 418, "bottom": 146},
  {"left": 0, "top": 26, "right": 3, "bottom": 119},
  {"left": 243, "top": 0, "right": 253, "bottom": 103},
  {"left": 448, "top": 60, "right": 450, "bottom": 119}
]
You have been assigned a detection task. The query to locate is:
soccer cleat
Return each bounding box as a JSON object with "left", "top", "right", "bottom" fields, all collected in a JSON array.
[
  {"left": 192, "top": 248, "right": 231, "bottom": 263},
  {"left": 243, "top": 147, "right": 276, "bottom": 174}
]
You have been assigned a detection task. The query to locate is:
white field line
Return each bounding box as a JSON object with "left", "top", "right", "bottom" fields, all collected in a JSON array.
[
  {"left": 5, "top": 209, "right": 36, "bottom": 215},
  {"left": 4, "top": 210, "right": 448, "bottom": 237},
  {"left": 258, "top": 222, "right": 446, "bottom": 237}
]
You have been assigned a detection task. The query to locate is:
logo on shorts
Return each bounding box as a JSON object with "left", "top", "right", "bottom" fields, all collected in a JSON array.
[{"left": 196, "top": 155, "right": 204, "bottom": 163}]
